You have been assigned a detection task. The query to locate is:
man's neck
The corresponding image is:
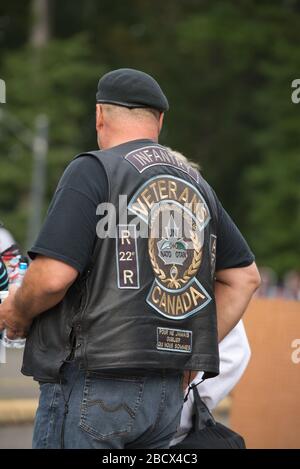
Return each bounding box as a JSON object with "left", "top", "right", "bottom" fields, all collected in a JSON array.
[{"left": 100, "top": 132, "right": 158, "bottom": 150}]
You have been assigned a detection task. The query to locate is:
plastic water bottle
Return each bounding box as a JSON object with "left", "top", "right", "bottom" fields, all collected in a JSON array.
[
  {"left": 0, "top": 260, "right": 28, "bottom": 349},
  {"left": 15, "top": 260, "right": 28, "bottom": 287}
]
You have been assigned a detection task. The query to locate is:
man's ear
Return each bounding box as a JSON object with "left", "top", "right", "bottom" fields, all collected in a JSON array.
[
  {"left": 158, "top": 112, "right": 164, "bottom": 133},
  {"left": 96, "top": 104, "right": 104, "bottom": 131}
]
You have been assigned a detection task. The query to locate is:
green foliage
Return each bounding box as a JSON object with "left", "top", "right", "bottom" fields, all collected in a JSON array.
[
  {"left": 0, "top": 33, "right": 103, "bottom": 246},
  {"left": 244, "top": 13, "right": 300, "bottom": 274},
  {"left": 0, "top": 0, "right": 299, "bottom": 276}
]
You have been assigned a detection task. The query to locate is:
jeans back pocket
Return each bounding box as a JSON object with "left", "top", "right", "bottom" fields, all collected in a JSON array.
[{"left": 79, "top": 371, "right": 145, "bottom": 440}]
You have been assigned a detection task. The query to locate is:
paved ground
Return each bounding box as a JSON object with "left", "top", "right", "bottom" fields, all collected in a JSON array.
[
  {"left": 0, "top": 424, "right": 33, "bottom": 449},
  {"left": 0, "top": 348, "right": 37, "bottom": 448},
  {"left": 0, "top": 348, "right": 38, "bottom": 400}
]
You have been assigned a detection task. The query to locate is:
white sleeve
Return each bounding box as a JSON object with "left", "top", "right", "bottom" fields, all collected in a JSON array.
[
  {"left": 170, "top": 320, "right": 251, "bottom": 445},
  {"left": 0, "top": 228, "right": 15, "bottom": 253},
  {"left": 199, "top": 320, "right": 251, "bottom": 410}
]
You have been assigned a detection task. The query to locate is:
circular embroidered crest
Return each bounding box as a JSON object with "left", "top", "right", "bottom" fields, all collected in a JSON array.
[{"left": 149, "top": 202, "right": 203, "bottom": 290}]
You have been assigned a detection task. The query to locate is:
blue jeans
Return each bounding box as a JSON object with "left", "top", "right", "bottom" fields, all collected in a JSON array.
[{"left": 32, "top": 361, "right": 184, "bottom": 449}]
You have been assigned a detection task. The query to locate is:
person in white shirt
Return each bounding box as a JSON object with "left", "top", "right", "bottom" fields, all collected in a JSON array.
[
  {"left": 171, "top": 320, "right": 251, "bottom": 446},
  {"left": 0, "top": 226, "right": 15, "bottom": 254}
]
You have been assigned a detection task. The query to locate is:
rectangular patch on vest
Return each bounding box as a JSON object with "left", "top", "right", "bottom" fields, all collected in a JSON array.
[
  {"left": 116, "top": 224, "right": 140, "bottom": 289},
  {"left": 156, "top": 327, "right": 192, "bottom": 353}
]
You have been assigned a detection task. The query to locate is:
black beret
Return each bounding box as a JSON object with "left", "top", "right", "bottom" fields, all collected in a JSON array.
[{"left": 96, "top": 68, "right": 169, "bottom": 112}]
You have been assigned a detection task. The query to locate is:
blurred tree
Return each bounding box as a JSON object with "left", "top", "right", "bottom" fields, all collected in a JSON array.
[
  {"left": 0, "top": 0, "right": 299, "bottom": 275},
  {"left": 30, "top": 0, "right": 52, "bottom": 47},
  {"left": 0, "top": 0, "right": 31, "bottom": 61},
  {"left": 0, "top": 32, "right": 103, "bottom": 246},
  {"left": 245, "top": 3, "right": 300, "bottom": 274}
]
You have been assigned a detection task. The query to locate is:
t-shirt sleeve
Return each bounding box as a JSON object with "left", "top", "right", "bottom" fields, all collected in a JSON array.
[
  {"left": 28, "top": 155, "right": 108, "bottom": 274},
  {"left": 0, "top": 258, "right": 9, "bottom": 291},
  {"left": 215, "top": 197, "right": 255, "bottom": 271}
]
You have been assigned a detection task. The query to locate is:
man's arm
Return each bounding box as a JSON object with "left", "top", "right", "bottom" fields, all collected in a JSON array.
[
  {"left": 0, "top": 255, "right": 78, "bottom": 339},
  {"left": 215, "top": 261, "right": 261, "bottom": 342},
  {"left": 0, "top": 157, "right": 107, "bottom": 340}
]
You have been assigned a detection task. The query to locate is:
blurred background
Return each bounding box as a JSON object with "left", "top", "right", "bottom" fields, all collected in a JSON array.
[{"left": 0, "top": 0, "right": 299, "bottom": 449}]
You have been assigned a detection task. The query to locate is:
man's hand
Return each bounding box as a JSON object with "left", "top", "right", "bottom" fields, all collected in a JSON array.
[{"left": 0, "top": 289, "right": 32, "bottom": 339}]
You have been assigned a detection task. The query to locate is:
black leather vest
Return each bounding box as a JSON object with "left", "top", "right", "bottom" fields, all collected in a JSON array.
[{"left": 22, "top": 140, "right": 220, "bottom": 382}]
